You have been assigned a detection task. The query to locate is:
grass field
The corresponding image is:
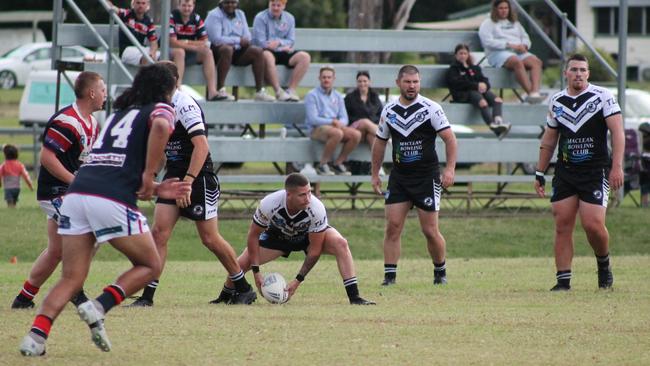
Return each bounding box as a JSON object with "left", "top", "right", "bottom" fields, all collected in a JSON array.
[{"left": 0, "top": 205, "right": 649, "bottom": 364}]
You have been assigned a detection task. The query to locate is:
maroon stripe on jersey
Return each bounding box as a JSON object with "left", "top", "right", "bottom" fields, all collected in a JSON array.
[
  {"left": 149, "top": 104, "right": 176, "bottom": 133},
  {"left": 44, "top": 128, "right": 74, "bottom": 152}
]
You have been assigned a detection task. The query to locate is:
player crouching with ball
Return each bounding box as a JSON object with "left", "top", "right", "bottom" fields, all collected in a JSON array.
[{"left": 212, "top": 173, "right": 375, "bottom": 305}]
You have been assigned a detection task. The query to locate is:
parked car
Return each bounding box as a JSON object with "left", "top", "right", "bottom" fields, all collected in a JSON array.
[
  {"left": 0, "top": 42, "right": 100, "bottom": 89},
  {"left": 609, "top": 88, "right": 650, "bottom": 131}
]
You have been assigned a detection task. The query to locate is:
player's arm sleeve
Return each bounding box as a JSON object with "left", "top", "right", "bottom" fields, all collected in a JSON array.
[
  {"left": 430, "top": 104, "right": 451, "bottom": 133},
  {"left": 252, "top": 197, "right": 271, "bottom": 228},
  {"left": 546, "top": 99, "right": 559, "bottom": 129},
  {"left": 43, "top": 122, "right": 78, "bottom": 154},
  {"left": 376, "top": 107, "right": 390, "bottom": 141},
  {"left": 602, "top": 89, "right": 622, "bottom": 118},
  {"left": 308, "top": 199, "right": 328, "bottom": 233},
  {"left": 150, "top": 104, "right": 176, "bottom": 134}
]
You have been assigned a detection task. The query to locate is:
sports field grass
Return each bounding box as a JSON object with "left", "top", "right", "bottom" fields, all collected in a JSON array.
[{"left": 0, "top": 204, "right": 649, "bottom": 364}]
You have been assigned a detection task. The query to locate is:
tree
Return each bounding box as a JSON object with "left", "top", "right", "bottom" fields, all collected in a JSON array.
[{"left": 347, "top": 0, "right": 383, "bottom": 63}]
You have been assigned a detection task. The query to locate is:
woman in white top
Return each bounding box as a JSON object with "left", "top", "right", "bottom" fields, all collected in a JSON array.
[{"left": 478, "top": 0, "right": 543, "bottom": 103}]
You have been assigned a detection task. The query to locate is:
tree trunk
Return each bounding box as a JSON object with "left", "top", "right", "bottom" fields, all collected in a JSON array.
[
  {"left": 381, "top": 0, "right": 416, "bottom": 63},
  {"left": 347, "top": 0, "right": 383, "bottom": 63}
]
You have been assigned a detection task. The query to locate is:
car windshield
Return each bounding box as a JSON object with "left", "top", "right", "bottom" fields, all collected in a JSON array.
[
  {"left": 626, "top": 93, "right": 650, "bottom": 118},
  {"left": 1, "top": 45, "right": 27, "bottom": 59}
]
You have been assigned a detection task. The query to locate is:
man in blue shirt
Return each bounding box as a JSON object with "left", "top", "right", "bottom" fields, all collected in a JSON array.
[
  {"left": 205, "top": 0, "right": 274, "bottom": 101},
  {"left": 253, "top": 0, "right": 311, "bottom": 102},
  {"left": 305, "top": 66, "right": 361, "bottom": 175}
]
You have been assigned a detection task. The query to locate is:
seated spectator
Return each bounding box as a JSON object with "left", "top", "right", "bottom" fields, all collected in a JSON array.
[
  {"left": 205, "top": 0, "right": 274, "bottom": 101},
  {"left": 479, "top": 0, "right": 544, "bottom": 104},
  {"left": 169, "top": 0, "right": 219, "bottom": 100},
  {"left": 446, "top": 43, "right": 511, "bottom": 139},
  {"left": 305, "top": 66, "right": 361, "bottom": 176},
  {"left": 253, "top": 0, "right": 311, "bottom": 102},
  {"left": 107, "top": 0, "right": 160, "bottom": 66},
  {"left": 344, "top": 70, "right": 382, "bottom": 148}
]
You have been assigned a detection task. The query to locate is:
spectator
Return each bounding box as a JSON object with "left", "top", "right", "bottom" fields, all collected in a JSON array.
[
  {"left": 169, "top": 0, "right": 219, "bottom": 100},
  {"left": 344, "top": 70, "right": 382, "bottom": 148},
  {"left": 479, "top": 0, "right": 544, "bottom": 104},
  {"left": 107, "top": 0, "right": 159, "bottom": 65},
  {"left": 305, "top": 66, "right": 361, "bottom": 176},
  {"left": 446, "top": 43, "right": 511, "bottom": 139},
  {"left": 252, "top": 0, "right": 311, "bottom": 102},
  {"left": 0, "top": 144, "right": 33, "bottom": 208},
  {"left": 205, "top": 0, "right": 274, "bottom": 102}
]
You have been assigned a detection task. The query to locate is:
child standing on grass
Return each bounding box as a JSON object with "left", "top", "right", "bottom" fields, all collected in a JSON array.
[{"left": 0, "top": 144, "right": 33, "bottom": 208}]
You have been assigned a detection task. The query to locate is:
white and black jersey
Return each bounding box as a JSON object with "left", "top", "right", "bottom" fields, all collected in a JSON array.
[
  {"left": 376, "top": 95, "right": 451, "bottom": 177},
  {"left": 547, "top": 84, "right": 621, "bottom": 169},
  {"left": 252, "top": 190, "right": 328, "bottom": 243},
  {"left": 165, "top": 89, "right": 213, "bottom": 176}
]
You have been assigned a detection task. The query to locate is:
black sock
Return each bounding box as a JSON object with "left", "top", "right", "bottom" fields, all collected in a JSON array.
[
  {"left": 596, "top": 253, "right": 610, "bottom": 270},
  {"left": 141, "top": 280, "right": 159, "bottom": 301},
  {"left": 70, "top": 289, "right": 89, "bottom": 307},
  {"left": 384, "top": 264, "right": 397, "bottom": 280},
  {"left": 556, "top": 270, "right": 572, "bottom": 287},
  {"left": 229, "top": 270, "right": 252, "bottom": 293},
  {"left": 434, "top": 261, "right": 447, "bottom": 278},
  {"left": 96, "top": 284, "right": 126, "bottom": 314},
  {"left": 343, "top": 277, "right": 360, "bottom": 300}
]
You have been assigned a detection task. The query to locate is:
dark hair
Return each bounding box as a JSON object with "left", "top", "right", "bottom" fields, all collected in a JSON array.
[
  {"left": 397, "top": 65, "right": 419, "bottom": 80},
  {"left": 566, "top": 53, "right": 588, "bottom": 67},
  {"left": 319, "top": 65, "right": 335, "bottom": 76},
  {"left": 74, "top": 71, "right": 103, "bottom": 99},
  {"left": 285, "top": 173, "right": 310, "bottom": 190},
  {"left": 3, "top": 144, "right": 18, "bottom": 160},
  {"left": 490, "top": 0, "right": 517, "bottom": 23},
  {"left": 157, "top": 60, "right": 180, "bottom": 84},
  {"left": 453, "top": 43, "right": 474, "bottom": 66},
  {"left": 356, "top": 70, "right": 370, "bottom": 80},
  {"left": 113, "top": 64, "right": 176, "bottom": 110}
]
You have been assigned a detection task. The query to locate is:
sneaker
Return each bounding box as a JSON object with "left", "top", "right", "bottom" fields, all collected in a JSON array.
[
  {"left": 349, "top": 296, "right": 376, "bottom": 305},
  {"left": 433, "top": 276, "right": 448, "bottom": 285},
  {"left": 330, "top": 163, "right": 351, "bottom": 176},
  {"left": 77, "top": 300, "right": 111, "bottom": 352},
  {"left": 254, "top": 88, "right": 276, "bottom": 102},
  {"left": 19, "top": 335, "right": 45, "bottom": 357},
  {"left": 214, "top": 87, "right": 235, "bottom": 101},
  {"left": 315, "top": 163, "right": 334, "bottom": 176},
  {"left": 550, "top": 283, "right": 571, "bottom": 291},
  {"left": 208, "top": 289, "right": 233, "bottom": 304},
  {"left": 379, "top": 167, "right": 387, "bottom": 177},
  {"left": 497, "top": 122, "right": 512, "bottom": 140},
  {"left": 11, "top": 297, "right": 35, "bottom": 309},
  {"left": 598, "top": 267, "right": 614, "bottom": 289},
  {"left": 286, "top": 89, "right": 300, "bottom": 102},
  {"left": 525, "top": 92, "right": 544, "bottom": 104},
  {"left": 227, "top": 287, "right": 257, "bottom": 305},
  {"left": 381, "top": 277, "right": 396, "bottom": 286},
  {"left": 299, "top": 163, "right": 317, "bottom": 175},
  {"left": 276, "top": 89, "right": 292, "bottom": 102},
  {"left": 124, "top": 297, "right": 153, "bottom": 307}
]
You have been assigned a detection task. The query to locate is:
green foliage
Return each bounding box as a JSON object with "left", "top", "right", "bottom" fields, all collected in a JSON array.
[{"left": 578, "top": 46, "right": 617, "bottom": 82}]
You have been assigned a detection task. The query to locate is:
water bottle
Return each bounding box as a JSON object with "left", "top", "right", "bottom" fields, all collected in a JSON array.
[{"left": 280, "top": 127, "right": 287, "bottom": 139}]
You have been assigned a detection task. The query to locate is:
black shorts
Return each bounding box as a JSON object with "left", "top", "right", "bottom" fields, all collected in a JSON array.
[
  {"left": 4, "top": 188, "right": 20, "bottom": 204},
  {"left": 259, "top": 230, "right": 310, "bottom": 258},
  {"left": 184, "top": 51, "right": 199, "bottom": 66},
  {"left": 271, "top": 51, "right": 298, "bottom": 67},
  {"left": 156, "top": 171, "right": 220, "bottom": 221},
  {"left": 385, "top": 173, "right": 441, "bottom": 212},
  {"left": 551, "top": 166, "right": 610, "bottom": 207}
]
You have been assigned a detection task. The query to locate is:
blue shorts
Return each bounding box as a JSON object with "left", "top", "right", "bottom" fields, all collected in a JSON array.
[
  {"left": 4, "top": 188, "right": 20, "bottom": 204},
  {"left": 487, "top": 50, "right": 534, "bottom": 68}
]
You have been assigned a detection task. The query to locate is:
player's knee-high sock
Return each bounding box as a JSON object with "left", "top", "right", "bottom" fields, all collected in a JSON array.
[
  {"left": 95, "top": 284, "right": 126, "bottom": 314},
  {"left": 70, "top": 288, "right": 89, "bottom": 307},
  {"left": 343, "top": 277, "right": 360, "bottom": 300},
  {"left": 16, "top": 281, "right": 40, "bottom": 303},
  {"left": 141, "top": 280, "right": 158, "bottom": 301},
  {"left": 384, "top": 264, "right": 397, "bottom": 280},
  {"left": 229, "top": 270, "right": 252, "bottom": 292},
  {"left": 556, "top": 270, "right": 572, "bottom": 288},
  {"left": 434, "top": 261, "right": 447, "bottom": 278}
]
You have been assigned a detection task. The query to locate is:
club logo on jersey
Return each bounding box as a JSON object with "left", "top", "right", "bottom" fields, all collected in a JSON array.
[
  {"left": 586, "top": 101, "right": 598, "bottom": 113},
  {"left": 192, "top": 205, "right": 204, "bottom": 216},
  {"left": 423, "top": 197, "right": 434, "bottom": 207},
  {"left": 552, "top": 105, "right": 564, "bottom": 118},
  {"left": 413, "top": 111, "right": 428, "bottom": 124},
  {"left": 387, "top": 113, "right": 398, "bottom": 125},
  {"left": 52, "top": 197, "right": 63, "bottom": 209},
  {"left": 593, "top": 190, "right": 603, "bottom": 200}
]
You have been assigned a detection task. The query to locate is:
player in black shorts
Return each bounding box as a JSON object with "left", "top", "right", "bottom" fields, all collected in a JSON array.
[
  {"left": 534, "top": 54, "right": 624, "bottom": 291},
  {"left": 371, "top": 65, "right": 458, "bottom": 286},
  {"left": 127, "top": 62, "right": 256, "bottom": 307}
]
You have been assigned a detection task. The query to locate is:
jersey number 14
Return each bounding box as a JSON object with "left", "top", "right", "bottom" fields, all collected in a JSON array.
[{"left": 93, "top": 110, "right": 139, "bottom": 149}]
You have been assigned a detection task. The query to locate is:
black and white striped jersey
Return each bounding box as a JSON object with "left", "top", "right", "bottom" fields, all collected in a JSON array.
[{"left": 547, "top": 84, "right": 621, "bottom": 169}]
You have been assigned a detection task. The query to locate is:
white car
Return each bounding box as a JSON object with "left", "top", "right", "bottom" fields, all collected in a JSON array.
[
  {"left": 0, "top": 42, "right": 100, "bottom": 89},
  {"left": 609, "top": 88, "right": 650, "bottom": 131}
]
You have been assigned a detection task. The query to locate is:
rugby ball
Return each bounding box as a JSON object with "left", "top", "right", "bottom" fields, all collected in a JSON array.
[{"left": 261, "top": 272, "right": 289, "bottom": 304}]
